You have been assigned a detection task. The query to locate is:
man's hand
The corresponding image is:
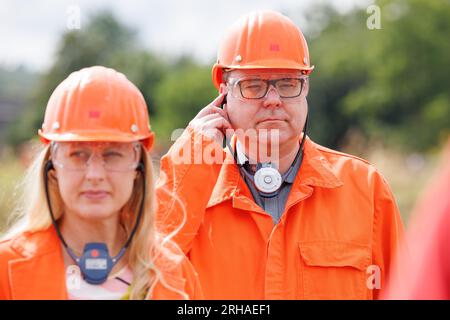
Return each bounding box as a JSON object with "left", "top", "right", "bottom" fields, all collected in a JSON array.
[{"left": 188, "top": 93, "right": 232, "bottom": 145}]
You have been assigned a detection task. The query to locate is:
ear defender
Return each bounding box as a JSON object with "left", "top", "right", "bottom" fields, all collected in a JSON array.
[
  {"left": 254, "top": 164, "right": 283, "bottom": 194},
  {"left": 78, "top": 243, "right": 114, "bottom": 285},
  {"left": 136, "top": 162, "right": 145, "bottom": 173},
  {"left": 43, "top": 158, "right": 146, "bottom": 285},
  {"left": 45, "top": 160, "right": 54, "bottom": 172}
]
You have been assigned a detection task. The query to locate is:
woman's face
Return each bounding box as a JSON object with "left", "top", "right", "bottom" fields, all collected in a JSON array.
[{"left": 51, "top": 141, "right": 141, "bottom": 221}]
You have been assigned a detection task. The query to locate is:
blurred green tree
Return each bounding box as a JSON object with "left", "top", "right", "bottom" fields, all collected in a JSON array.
[
  {"left": 6, "top": 11, "right": 168, "bottom": 147},
  {"left": 301, "top": 0, "right": 450, "bottom": 151},
  {"left": 7, "top": 1, "right": 450, "bottom": 152},
  {"left": 152, "top": 56, "right": 217, "bottom": 144}
]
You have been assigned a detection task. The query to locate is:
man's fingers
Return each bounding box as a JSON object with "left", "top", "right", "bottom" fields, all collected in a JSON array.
[
  {"left": 198, "top": 113, "right": 223, "bottom": 122},
  {"left": 190, "top": 93, "right": 233, "bottom": 144},
  {"left": 211, "top": 92, "right": 227, "bottom": 108},
  {"left": 210, "top": 106, "right": 228, "bottom": 119},
  {"left": 195, "top": 94, "right": 226, "bottom": 118},
  {"left": 202, "top": 100, "right": 230, "bottom": 123},
  {"left": 205, "top": 117, "right": 232, "bottom": 131},
  {"left": 195, "top": 105, "right": 213, "bottom": 119},
  {"left": 194, "top": 107, "right": 229, "bottom": 126}
]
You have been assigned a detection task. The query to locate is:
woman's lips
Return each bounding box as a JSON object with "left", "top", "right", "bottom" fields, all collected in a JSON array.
[{"left": 81, "top": 191, "right": 109, "bottom": 200}]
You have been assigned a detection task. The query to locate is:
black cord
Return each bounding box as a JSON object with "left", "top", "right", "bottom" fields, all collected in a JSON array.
[
  {"left": 115, "top": 277, "right": 132, "bottom": 286},
  {"left": 44, "top": 160, "right": 70, "bottom": 249},
  {"left": 299, "top": 116, "right": 308, "bottom": 155},
  {"left": 123, "top": 162, "right": 145, "bottom": 249}
]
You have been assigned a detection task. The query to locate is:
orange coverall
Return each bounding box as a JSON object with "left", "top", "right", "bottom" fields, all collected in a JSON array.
[{"left": 156, "top": 127, "right": 405, "bottom": 299}]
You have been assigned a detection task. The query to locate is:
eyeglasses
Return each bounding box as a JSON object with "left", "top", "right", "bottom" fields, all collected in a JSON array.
[
  {"left": 227, "top": 76, "right": 307, "bottom": 99},
  {"left": 51, "top": 142, "right": 141, "bottom": 172}
]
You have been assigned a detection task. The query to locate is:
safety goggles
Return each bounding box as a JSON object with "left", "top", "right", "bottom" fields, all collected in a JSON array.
[
  {"left": 51, "top": 141, "right": 142, "bottom": 172},
  {"left": 227, "top": 75, "right": 308, "bottom": 100}
]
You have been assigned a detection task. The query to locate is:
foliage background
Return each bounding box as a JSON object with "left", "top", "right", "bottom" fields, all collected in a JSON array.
[{"left": 1, "top": 0, "right": 449, "bottom": 232}]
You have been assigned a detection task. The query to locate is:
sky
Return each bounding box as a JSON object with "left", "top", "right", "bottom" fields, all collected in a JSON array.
[{"left": 0, "top": 0, "right": 372, "bottom": 72}]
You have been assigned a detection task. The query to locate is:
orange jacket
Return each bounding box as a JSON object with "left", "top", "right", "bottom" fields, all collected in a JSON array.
[
  {"left": 157, "top": 128, "right": 404, "bottom": 299},
  {"left": 0, "top": 227, "right": 203, "bottom": 300}
]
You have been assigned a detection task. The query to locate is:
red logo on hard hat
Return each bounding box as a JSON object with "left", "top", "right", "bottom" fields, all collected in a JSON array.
[
  {"left": 91, "top": 249, "right": 99, "bottom": 258},
  {"left": 89, "top": 111, "right": 101, "bottom": 118},
  {"left": 270, "top": 44, "right": 280, "bottom": 51}
]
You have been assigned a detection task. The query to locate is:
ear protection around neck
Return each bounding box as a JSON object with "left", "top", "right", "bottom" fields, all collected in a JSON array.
[
  {"left": 44, "top": 160, "right": 146, "bottom": 285},
  {"left": 228, "top": 117, "right": 308, "bottom": 197}
]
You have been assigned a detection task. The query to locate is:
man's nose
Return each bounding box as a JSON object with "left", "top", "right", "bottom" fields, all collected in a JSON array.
[{"left": 263, "top": 85, "right": 282, "bottom": 108}]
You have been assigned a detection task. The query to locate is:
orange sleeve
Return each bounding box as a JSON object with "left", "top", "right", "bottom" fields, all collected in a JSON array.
[
  {"left": 371, "top": 171, "right": 405, "bottom": 300},
  {"left": 155, "top": 126, "right": 223, "bottom": 253},
  {"left": 0, "top": 239, "right": 16, "bottom": 300},
  {"left": 181, "top": 256, "right": 205, "bottom": 300}
]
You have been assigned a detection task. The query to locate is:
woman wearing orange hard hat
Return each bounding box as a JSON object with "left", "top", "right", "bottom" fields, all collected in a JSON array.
[{"left": 0, "top": 66, "right": 202, "bottom": 300}]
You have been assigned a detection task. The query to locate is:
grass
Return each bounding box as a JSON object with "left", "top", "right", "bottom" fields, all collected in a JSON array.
[{"left": 0, "top": 152, "right": 25, "bottom": 234}]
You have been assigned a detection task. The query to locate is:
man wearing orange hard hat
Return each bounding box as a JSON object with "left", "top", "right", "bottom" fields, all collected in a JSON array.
[{"left": 158, "top": 10, "right": 405, "bottom": 299}]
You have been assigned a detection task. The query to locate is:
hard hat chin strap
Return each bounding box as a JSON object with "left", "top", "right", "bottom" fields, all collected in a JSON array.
[{"left": 43, "top": 161, "right": 146, "bottom": 285}]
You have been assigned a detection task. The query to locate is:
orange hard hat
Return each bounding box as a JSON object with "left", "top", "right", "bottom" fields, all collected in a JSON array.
[
  {"left": 211, "top": 10, "right": 314, "bottom": 89},
  {"left": 38, "top": 66, "right": 154, "bottom": 150}
]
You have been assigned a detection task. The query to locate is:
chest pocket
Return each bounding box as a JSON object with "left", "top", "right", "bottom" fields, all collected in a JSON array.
[{"left": 298, "top": 241, "right": 371, "bottom": 299}]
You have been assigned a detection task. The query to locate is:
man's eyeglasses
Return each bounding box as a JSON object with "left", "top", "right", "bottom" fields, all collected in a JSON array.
[{"left": 227, "top": 76, "right": 307, "bottom": 99}]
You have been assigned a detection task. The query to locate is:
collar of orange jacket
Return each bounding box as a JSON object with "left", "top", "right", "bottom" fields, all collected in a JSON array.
[
  {"left": 7, "top": 227, "right": 68, "bottom": 299},
  {"left": 5, "top": 227, "right": 190, "bottom": 299},
  {"left": 207, "top": 135, "right": 344, "bottom": 211}
]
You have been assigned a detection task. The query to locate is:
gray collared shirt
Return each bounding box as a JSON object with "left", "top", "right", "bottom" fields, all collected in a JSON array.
[{"left": 235, "top": 141, "right": 303, "bottom": 224}]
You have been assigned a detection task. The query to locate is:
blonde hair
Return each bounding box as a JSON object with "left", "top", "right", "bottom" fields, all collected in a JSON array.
[{"left": 2, "top": 143, "right": 189, "bottom": 300}]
